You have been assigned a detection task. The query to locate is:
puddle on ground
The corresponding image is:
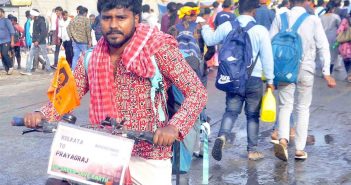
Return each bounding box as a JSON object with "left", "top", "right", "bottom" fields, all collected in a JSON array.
[{"left": 310, "top": 131, "right": 336, "bottom": 146}]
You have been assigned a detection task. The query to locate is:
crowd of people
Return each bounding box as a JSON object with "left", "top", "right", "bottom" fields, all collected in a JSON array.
[
  {"left": 16, "top": 0, "right": 345, "bottom": 184},
  {"left": 147, "top": 0, "right": 339, "bottom": 162},
  {"left": 0, "top": 5, "right": 99, "bottom": 75}
]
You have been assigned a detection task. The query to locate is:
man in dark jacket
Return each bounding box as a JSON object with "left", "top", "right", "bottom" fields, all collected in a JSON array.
[
  {"left": 0, "top": 8, "right": 15, "bottom": 75},
  {"left": 21, "top": 9, "right": 52, "bottom": 75},
  {"left": 92, "top": 14, "right": 102, "bottom": 42}
]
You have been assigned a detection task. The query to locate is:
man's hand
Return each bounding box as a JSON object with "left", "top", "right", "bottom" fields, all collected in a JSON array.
[
  {"left": 10, "top": 42, "right": 15, "bottom": 48},
  {"left": 324, "top": 75, "right": 336, "bottom": 88},
  {"left": 153, "top": 125, "right": 179, "bottom": 146},
  {"left": 266, "top": 84, "right": 275, "bottom": 91},
  {"left": 23, "top": 112, "right": 45, "bottom": 128}
]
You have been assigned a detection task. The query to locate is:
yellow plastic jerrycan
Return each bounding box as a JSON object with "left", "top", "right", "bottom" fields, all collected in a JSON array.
[{"left": 261, "top": 88, "right": 276, "bottom": 123}]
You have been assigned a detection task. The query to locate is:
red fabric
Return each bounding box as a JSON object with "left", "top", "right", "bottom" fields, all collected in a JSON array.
[
  {"left": 88, "top": 23, "right": 178, "bottom": 124},
  {"left": 13, "top": 24, "right": 24, "bottom": 47}
]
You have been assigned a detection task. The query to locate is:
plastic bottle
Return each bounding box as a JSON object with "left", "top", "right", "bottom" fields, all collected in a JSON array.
[{"left": 261, "top": 88, "right": 276, "bottom": 123}]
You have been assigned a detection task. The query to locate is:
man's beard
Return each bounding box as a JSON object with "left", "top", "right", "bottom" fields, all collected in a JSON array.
[{"left": 104, "top": 27, "right": 135, "bottom": 49}]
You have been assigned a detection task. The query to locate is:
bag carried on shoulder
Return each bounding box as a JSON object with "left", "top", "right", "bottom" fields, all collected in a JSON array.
[
  {"left": 336, "top": 28, "right": 351, "bottom": 43},
  {"left": 176, "top": 21, "right": 202, "bottom": 60},
  {"left": 271, "top": 12, "right": 309, "bottom": 84},
  {"left": 216, "top": 20, "right": 259, "bottom": 95}
]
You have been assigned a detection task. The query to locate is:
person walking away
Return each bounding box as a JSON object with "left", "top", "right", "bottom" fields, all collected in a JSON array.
[
  {"left": 334, "top": 0, "right": 349, "bottom": 20},
  {"left": 21, "top": 9, "right": 52, "bottom": 76},
  {"left": 59, "top": 10, "right": 73, "bottom": 67},
  {"left": 270, "top": 0, "right": 336, "bottom": 161},
  {"left": 208, "top": 1, "right": 219, "bottom": 29},
  {"left": 169, "top": 2, "right": 214, "bottom": 125},
  {"left": 51, "top": 7, "right": 63, "bottom": 69},
  {"left": 160, "top": 2, "right": 179, "bottom": 33},
  {"left": 0, "top": 8, "right": 15, "bottom": 75},
  {"left": 304, "top": 0, "right": 315, "bottom": 15},
  {"left": 255, "top": 0, "right": 276, "bottom": 30},
  {"left": 23, "top": 10, "right": 46, "bottom": 72},
  {"left": 214, "top": 0, "right": 236, "bottom": 28},
  {"left": 67, "top": 6, "right": 92, "bottom": 70},
  {"left": 201, "top": 8, "right": 219, "bottom": 69},
  {"left": 337, "top": 14, "right": 351, "bottom": 82},
  {"left": 10, "top": 16, "right": 24, "bottom": 69},
  {"left": 277, "top": 0, "right": 291, "bottom": 15},
  {"left": 315, "top": 0, "right": 327, "bottom": 16},
  {"left": 22, "top": 0, "right": 207, "bottom": 184},
  {"left": 202, "top": 0, "right": 275, "bottom": 161},
  {"left": 169, "top": 2, "right": 215, "bottom": 87},
  {"left": 320, "top": 1, "right": 341, "bottom": 74}
]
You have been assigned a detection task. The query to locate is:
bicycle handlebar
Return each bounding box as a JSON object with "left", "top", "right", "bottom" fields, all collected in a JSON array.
[{"left": 11, "top": 115, "right": 154, "bottom": 144}]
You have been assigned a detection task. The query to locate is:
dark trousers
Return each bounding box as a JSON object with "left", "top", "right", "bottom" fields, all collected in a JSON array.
[
  {"left": 63, "top": 40, "right": 73, "bottom": 67},
  {"left": 0, "top": 42, "right": 13, "bottom": 71},
  {"left": 344, "top": 58, "right": 351, "bottom": 74},
  {"left": 218, "top": 77, "right": 263, "bottom": 152},
  {"left": 12, "top": 46, "right": 21, "bottom": 68},
  {"left": 54, "top": 39, "right": 62, "bottom": 66}
]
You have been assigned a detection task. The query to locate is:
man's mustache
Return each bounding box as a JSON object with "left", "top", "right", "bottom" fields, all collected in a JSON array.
[{"left": 107, "top": 30, "right": 124, "bottom": 36}]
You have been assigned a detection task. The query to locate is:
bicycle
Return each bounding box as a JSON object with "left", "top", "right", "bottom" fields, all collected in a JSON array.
[{"left": 12, "top": 114, "right": 154, "bottom": 185}]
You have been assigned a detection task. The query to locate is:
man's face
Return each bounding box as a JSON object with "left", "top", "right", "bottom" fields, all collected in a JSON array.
[
  {"left": 0, "top": 12, "right": 4, "bottom": 18},
  {"left": 101, "top": 8, "right": 139, "bottom": 49},
  {"left": 184, "top": 14, "right": 197, "bottom": 23},
  {"left": 56, "top": 10, "right": 62, "bottom": 17},
  {"left": 63, "top": 14, "right": 68, "bottom": 21},
  {"left": 89, "top": 16, "right": 95, "bottom": 24}
]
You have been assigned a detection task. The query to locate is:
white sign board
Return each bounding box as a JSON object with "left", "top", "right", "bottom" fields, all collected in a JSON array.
[{"left": 47, "top": 123, "right": 134, "bottom": 185}]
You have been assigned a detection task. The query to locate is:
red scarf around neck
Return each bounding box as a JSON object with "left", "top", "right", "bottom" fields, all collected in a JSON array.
[{"left": 88, "top": 24, "right": 178, "bottom": 124}]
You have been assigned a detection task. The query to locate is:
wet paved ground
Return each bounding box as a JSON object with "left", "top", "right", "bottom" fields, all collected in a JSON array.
[{"left": 0, "top": 58, "right": 350, "bottom": 185}]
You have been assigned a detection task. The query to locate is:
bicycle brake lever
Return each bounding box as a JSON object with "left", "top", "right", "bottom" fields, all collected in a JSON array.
[
  {"left": 22, "top": 128, "right": 41, "bottom": 135},
  {"left": 126, "top": 131, "right": 154, "bottom": 144},
  {"left": 21, "top": 121, "right": 56, "bottom": 134}
]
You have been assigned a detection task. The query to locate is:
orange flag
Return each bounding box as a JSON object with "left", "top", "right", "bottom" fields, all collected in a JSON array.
[{"left": 47, "top": 57, "right": 80, "bottom": 115}]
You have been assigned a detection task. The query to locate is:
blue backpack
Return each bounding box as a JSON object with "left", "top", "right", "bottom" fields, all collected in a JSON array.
[
  {"left": 216, "top": 20, "right": 258, "bottom": 95},
  {"left": 176, "top": 21, "right": 202, "bottom": 59},
  {"left": 272, "top": 13, "right": 309, "bottom": 84}
]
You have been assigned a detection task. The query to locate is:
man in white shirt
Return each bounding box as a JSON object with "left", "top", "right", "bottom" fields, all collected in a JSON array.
[
  {"left": 270, "top": 0, "right": 336, "bottom": 161},
  {"left": 59, "top": 10, "right": 73, "bottom": 67}
]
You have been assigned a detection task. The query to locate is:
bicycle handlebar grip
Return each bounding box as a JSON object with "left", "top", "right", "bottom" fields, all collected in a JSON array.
[
  {"left": 12, "top": 117, "right": 25, "bottom": 126},
  {"left": 141, "top": 132, "right": 154, "bottom": 144}
]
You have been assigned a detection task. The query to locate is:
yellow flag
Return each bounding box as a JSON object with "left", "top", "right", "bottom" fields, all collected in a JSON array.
[{"left": 47, "top": 57, "right": 80, "bottom": 115}]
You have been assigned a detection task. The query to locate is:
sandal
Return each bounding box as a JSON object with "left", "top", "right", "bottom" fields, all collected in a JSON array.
[
  {"left": 295, "top": 151, "right": 308, "bottom": 160},
  {"left": 212, "top": 136, "right": 225, "bottom": 161},
  {"left": 248, "top": 151, "right": 264, "bottom": 161},
  {"left": 274, "top": 143, "right": 288, "bottom": 161}
]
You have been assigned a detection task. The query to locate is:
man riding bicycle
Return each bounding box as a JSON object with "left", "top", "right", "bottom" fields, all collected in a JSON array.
[{"left": 23, "top": 0, "right": 208, "bottom": 184}]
